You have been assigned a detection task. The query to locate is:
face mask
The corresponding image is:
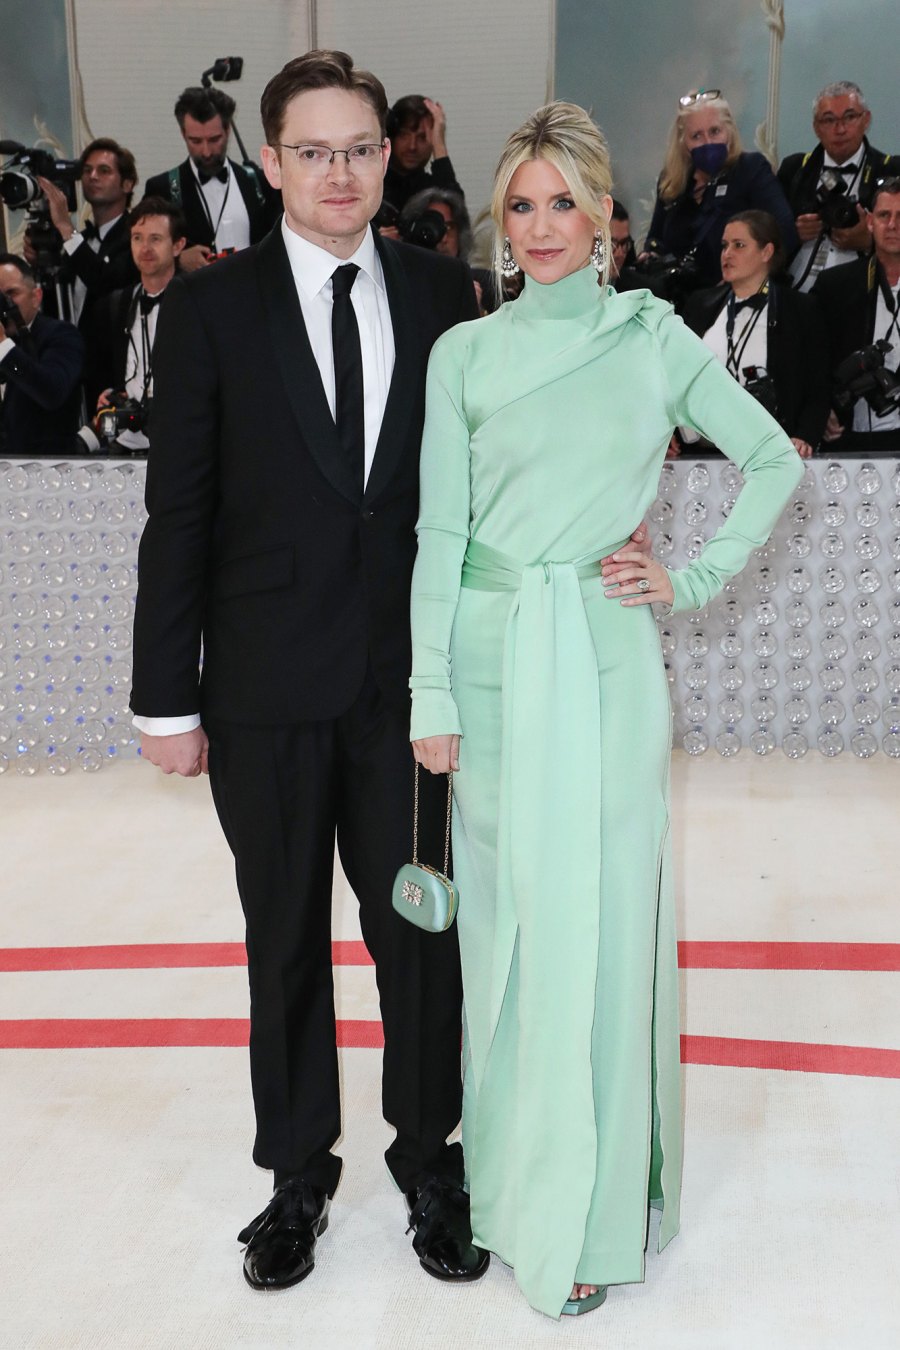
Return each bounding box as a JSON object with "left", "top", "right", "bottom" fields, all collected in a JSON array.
[{"left": 690, "top": 142, "right": 728, "bottom": 176}]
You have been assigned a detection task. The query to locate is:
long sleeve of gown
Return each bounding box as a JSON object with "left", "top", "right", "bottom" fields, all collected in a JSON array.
[
  {"left": 656, "top": 309, "right": 804, "bottom": 613},
  {"left": 409, "top": 329, "right": 472, "bottom": 741}
]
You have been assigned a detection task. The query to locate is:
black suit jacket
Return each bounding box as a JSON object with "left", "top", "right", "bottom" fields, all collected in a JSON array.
[
  {"left": 777, "top": 140, "right": 895, "bottom": 219},
  {"left": 811, "top": 256, "right": 887, "bottom": 429},
  {"left": 130, "top": 225, "right": 479, "bottom": 724},
  {"left": 143, "top": 159, "right": 280, "bottom": 251},
  {"left": 682, "top": 281, "right": 830, "bottom": 445},
  {"left": 0, "top": 312, "right": 85, "bottom": 455},
  {"left": 84, "top": 283, "right": 146, "bottom": 404}
]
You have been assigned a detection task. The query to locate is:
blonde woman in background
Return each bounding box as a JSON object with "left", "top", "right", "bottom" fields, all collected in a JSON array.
[
  {"left": 409, "top": 101, "right": 803, "bottom": 1319},
  {"left": 643, "top": 88, "right": 798, "bottom": 291}
]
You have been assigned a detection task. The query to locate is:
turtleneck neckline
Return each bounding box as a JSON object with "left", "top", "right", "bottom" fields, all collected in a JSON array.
[{"left": 514, "top": 263, "right": 607, "bottom": 320}]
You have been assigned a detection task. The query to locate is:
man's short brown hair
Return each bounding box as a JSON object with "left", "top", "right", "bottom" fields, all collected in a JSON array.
[
  {"left": 79, "top": 137, "right": 138, "bottom": 205},
  {"left": 260, "top": 50, "right": 388, "bottom": 148},
  {"left": 127, "top": 196, "right": 187, "bottom": 243}
]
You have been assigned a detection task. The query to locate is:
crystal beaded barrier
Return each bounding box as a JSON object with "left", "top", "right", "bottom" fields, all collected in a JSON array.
[
  {"left": 0, "top": 460, "right": 146, "bottom": 776},
  {"left": 3, "top": 456, "right": 900, "bottom": 773},
  {"left": 653, "top": 455, "right": 900, "bottom": 759}
]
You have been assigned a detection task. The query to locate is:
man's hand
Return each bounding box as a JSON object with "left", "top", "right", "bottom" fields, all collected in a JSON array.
[
  {"left": 823, "top": 410, "right": 844, "bottom": 442},
  {"left": 0, "top": 318, "right": 6, "bottom": 342},
  {"left": 600, "top": 520, "right": 652, "bottom": 582},
  {"left": 140, "top": 727, "right": 209, "bottom": 776},
  {"left": 180, "top": 244, "right": 213, "bottom": 272},
  {"left": 22, "top": 232, "right": 39, "bottom": 266},
  {"left": 791, "top": 436, "right": 814, "bottom": 459},
  {"left": 36, "top": 176, "right": 74, "bottom": 240},
  {"left": 412, "top": 734, "right": 460, "bottom": 775},
  {"left": 423, "top": 98, "right": 448, "bottom": 158},
  {"left": 795, "top": 212, "right": 823, "bottom": 243},
  {"left": 379, "top": 224, "right": 401, "bottom": 241},
  {"left": 830, "top": 203, "right": 870, "bottom": 254}
]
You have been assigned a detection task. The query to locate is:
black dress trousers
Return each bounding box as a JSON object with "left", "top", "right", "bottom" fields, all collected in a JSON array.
[{"left": 206, "top": 669, "right": 464, "bottom": 1195}]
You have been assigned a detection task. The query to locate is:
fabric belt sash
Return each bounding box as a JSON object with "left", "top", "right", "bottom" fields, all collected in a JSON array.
[{"left": 459, "top": 534, "right": 629, "bottom": 1315}]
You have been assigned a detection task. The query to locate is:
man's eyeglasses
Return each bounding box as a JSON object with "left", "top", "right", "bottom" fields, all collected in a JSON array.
[
  {"left": 814, "top": 111, "right": 864, "bottom": 129},
  {"left": 278, "top": 142, "right": 386, "bottom": 169},
  {"left": 612, "top": 235, "right": 634, "bottom": 252},
  {"left": 679, "top": 88, "right": 721, "bottom": 109}
]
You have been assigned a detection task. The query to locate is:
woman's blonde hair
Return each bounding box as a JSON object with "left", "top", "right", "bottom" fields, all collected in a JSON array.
[
  {"left": 490, "top": 101, "right": 614, "bottom": 301},
  {"left": 658, "top": 95, "right": 742, "bottom": 202}
]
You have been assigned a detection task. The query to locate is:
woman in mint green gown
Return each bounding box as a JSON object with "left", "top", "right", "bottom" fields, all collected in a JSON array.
[{"left": 409, "top": 103, "right": 802, "bottom": 1320}]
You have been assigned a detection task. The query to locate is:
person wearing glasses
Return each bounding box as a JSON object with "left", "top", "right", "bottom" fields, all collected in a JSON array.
[
  {"left": 777, "top": 81, "right": 896, "bottom": 292},
  {"left": 130, "top": 51, "right": 488, "bottom": 1292},
  {"left": 643, "top": 89, "right": 797, "bottom": 293},
  {"left": 609, "top": 199, "right": 636, "bottom": 281},
  {"left": 672, "top": 210, "right": 828, "bottom": 460},
  {"left": 410, "top": 102, "right": 802, "bottom": 1319}
]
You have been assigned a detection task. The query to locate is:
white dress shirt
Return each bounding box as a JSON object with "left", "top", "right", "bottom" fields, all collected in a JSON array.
[
  {"left": 62, "top": 214, "right": 123, "bottom": 323},
  {"left": 790, "top": 149, "right": 865, "bottom": 292},
  {"left": 680, "top": 295, "right": 768, "bottom": 443},
  {"left": 133, "top": 220, "right": 396, "bottom": 737},
  {"left": 852, "top": 275, "right": 900, "bottom": 433},
  {"left": 190, "top": 160, "right": 250, "bottom": 253}
]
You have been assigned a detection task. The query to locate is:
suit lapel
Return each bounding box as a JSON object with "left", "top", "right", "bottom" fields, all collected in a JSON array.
[
  {"left": 231, "top": 161, "right": 262, "bottom": 229},
  {"left": 255, "top": 227, "right": 360, "bottom": 505},
  {"left": 180, "top": 162, "right": 214, "bottom": 248},
  {"left": 364, "top": 234, "right": 423, "bottom": 503}
]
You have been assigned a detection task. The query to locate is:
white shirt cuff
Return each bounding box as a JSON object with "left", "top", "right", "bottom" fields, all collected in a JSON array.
[
  {"left": 0, "top": 336, "right": 15, "bottom": 362},
  {"left": 62, "top": 233, "right": 82, "bottom": 255},
  {"left": 132, "top": 714, "right": 202, "bottom": 736}
]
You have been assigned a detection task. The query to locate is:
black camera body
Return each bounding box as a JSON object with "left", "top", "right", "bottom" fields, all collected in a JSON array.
[
  {"left": 620, "top": 251, "right": 702, "bottom": 305},
  {"left": 0, "top": 291, "right": 23, "bottom": 331},
  {"left": 398, "top": 207, "right": 448, "bottom": 251},
  {"left": 833, "top": 340, "right": 900, "bottom": 418},
  {"left": 815, "top": 169, "right": 860, "bottom": 234},
  {"left": 96, "top": 392, "right": 152, "bottom": 444},
  {"left": 0, "top": 141, "right": 80, "bottom": 277},
  {"left": 742, "top": 365, "right": 781, "bottom": 422}
]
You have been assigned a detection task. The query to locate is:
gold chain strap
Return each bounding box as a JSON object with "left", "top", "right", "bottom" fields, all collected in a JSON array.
[{"left": 412, "top": 762, "right": 453, "bottom": 875}]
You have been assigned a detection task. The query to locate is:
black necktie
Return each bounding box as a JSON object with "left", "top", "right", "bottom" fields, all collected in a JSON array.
[
  {"left": 198, "top": 167, "right": 228, "bottom": 186},
  {"left": 139, "top": 290, "right": 163, "bottom": 316},
  {"left": 732, "top": 292, "right": 768, "bottom": 314},
  {"left": 331, "top": 264, "right": 364, "bottom": 490}
]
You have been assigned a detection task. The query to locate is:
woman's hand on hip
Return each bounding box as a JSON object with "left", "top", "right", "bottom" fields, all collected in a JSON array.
[
  {"left": 602, "top": 551, "right": 675, "bottom": 608},
  {"left": 412, "top": 734, "right": 461, "bottom": 774}
]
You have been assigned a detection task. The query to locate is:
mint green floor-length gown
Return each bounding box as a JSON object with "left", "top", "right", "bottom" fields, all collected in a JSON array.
[{"left": 409, "top": 266, "right": 803, "bottom": 1319}]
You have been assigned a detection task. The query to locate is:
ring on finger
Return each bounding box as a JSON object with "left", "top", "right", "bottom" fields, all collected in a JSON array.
[{"left": 636, "top": 578, "right": 651, "bottom": 593}]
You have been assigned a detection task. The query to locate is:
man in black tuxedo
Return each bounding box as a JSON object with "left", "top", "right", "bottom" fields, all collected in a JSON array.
[
  {"left": 27, "top": 139, "right": 139, "bottom": 347},
  {"left": 777, "top": 80, "right": 895, "bottom": 292},
  {"left": 0, "top": 253, "right": 84, "bottom": 455},
  {"left": 144, "top": 86, "right": 280, "bottom": 273},
  {"left": 131, "top": 50, "right": 486, "bottom": 1293}
]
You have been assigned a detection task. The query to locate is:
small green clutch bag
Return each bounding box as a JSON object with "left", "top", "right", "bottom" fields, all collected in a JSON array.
[{"left": 392, "top": 766, "right": 458, "bottom": 933}]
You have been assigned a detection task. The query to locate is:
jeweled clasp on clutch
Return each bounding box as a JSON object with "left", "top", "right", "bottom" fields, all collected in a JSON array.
[{"left": 401, "top": 879, "right": 424, "bottom": 907}]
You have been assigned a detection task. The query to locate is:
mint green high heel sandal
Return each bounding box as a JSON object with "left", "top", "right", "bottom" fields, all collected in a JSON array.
[{"left": 561, "top": 1285, "right": 607, "bottom": 1316}]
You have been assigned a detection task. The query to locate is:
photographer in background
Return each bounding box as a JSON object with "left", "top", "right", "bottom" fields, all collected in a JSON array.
[
  {"left": 144, "top": 86, "right": 278, "bottom": 271},
  {"left": 398, "top": 186, "right": 495, "bottom": 311},
  {"left": 79, "top": 197, "right": 186, "bottom": 455},
  {"left": 642, "top": 90, "right": 797, "bottom": 302},
  {"left": 381, "top": 95, "right": 465, "bottom": 222},
  {"left": 25, "top": 138, "right": 139, "bottom": 327},
  {"left": 673, "top": 211, "right": 828, "bottom": 460},
  {"left": 610, "top": 200, "right": 636, "bottom": 284},
  {"left": 813, "top": 178, "right": 900, "bottom": 451},
  {"left": 778, "top": 81, "right": 895, "bottom": 293},
  {"left": 0, "top": 253, "right": 84, "bottom": 455}
]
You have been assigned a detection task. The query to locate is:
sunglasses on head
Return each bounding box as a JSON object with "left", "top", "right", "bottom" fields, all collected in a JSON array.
[{"left": 679, "top": 88, "right": 722, "bottom": 109}]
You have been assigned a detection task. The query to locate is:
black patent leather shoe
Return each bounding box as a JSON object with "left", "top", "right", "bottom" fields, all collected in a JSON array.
[
  {"left": 238, "top": 1179, "right": 330, "bottom": 1291},
  {"left": 404, "top": 1177, "right": 490, "bottom": 1281}
]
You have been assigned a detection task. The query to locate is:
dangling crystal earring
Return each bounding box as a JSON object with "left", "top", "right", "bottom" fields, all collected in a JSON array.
[
  {"left": 501, "top": 237, "right": 520, "bottom": 277},
  {"left": 590, "top": 232, "right": 605, "bottom": 272}
]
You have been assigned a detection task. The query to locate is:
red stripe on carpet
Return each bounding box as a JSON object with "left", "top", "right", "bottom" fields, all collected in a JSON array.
[
  {"left": 681, "top": 1035, "right": 900, "bottom": 1078},
  {"left": 677, "top": 941, "right": 900, "bottom": 971},
  {"left": 1, "top": 1020, "right": 896, "bottom": 1076},
  {"left": 0, "top": 1018, "right": 385, "bottom": 1050},
  {"left": 0, "top": 941, "right": 373, "bottom": 972}
]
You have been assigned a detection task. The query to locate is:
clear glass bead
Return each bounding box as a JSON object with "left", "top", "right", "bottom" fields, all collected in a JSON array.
[
  {"left": 752, "top": 663, "right": 778, "bottom": 690},
  {"left": 686, "top": 464, "right": 710, "bottom": 494},
  {"left": 886, "top": 665, "right": 900, "bottom": 695},
  {"left": 754, "top": 629, "right": 779, "bottom": 658},
  {"left": 719, "top": 663, "right": 744, "bottom": 691},
  {"left": 821, "top": 632, "right": 849, "bottom": 661},
  {"left": 852, "top": 597, "right": 880, "bottom": 628},
  {"left": 684, "top": 498, "right": 708, "bottom": 526},
  {"left": 715, "top": 729, "right": 741, "bottom": 756},
  {"left": 856, "top": 500, "right": 880, "bottom": 528},
  {"left": 750, "top": 728, "right": 776, "bottom": 755},
  {"left": 883, "top": 731, "right": 900, "bottom": 757},
  {"left": 822, "top": 500, "right": 847, "bottom": 527},
  {"left": 720, "top": 463, "right": 744, "bottom": 494},
  {"left": 891, "top": 502, "right": 900, "bottom": 528},
  {"left": 887, "top": 631, "right": 900, "bottom": 659},
  {"left": 684, "top": 694, "right": 710, "bottom": 722},
  {"left": 788, "top": 500, "right": 811, "bottom": 525},
  {"left": 753, "top": 599, "right": 778, "bottom": 626},
  {"left": 853, "top": 632, "right": 880, "bottom": 661},
  {"left": 822, "top": 462, "right": 849, "bottom": 493},
  {"left": 853, "top": 696, "right": 880, "bottom": 725},
  {"left": 648, "top": 497, "right": 673, "bottom": 525},
  {"left": 820, "top": 533, "right": 844, "bottom": 559},
  {"left": 684, "top": 662, "right": 709, "bottom": 690},
  {"left": 819, "top": 664, "right": 845, "bottom": 692},
  {"left": 855, "top": 567, "right": 881, "bottom": 595},
  {"left": 685, "top": 533, "right": 707, "bottom": 560},
  {"left": 817, "top": 729, "right": 844, "bottom": 757},
  {"left": 655, "top": 532, "right": 674, "bottom": 558},
  {"left": 685, "top": 630, "right": 710, "bottom": 658},
  {"left": 851, "top": 663, "right": 879, "bottom": 693},
  {"left": 786, "top": 533, "right": 811, "bottom": 558},
  {"left": 785, "top": 632, "right": 810, "bottom": 661},
  {"left": 785, "top": 600, "right": 811, "bottom": 628},
  {"left": 820, "top": 600, "right": 847, "bottom": 629},
  {"left": 683, "top": 728, "right": 708, "bottom": 755},
  {"left": 820, "top": 567, "right": 845, "bottom": 594},
  {"left": 659, "top": 628, "right": 676, "bottom": 657},
  {"left": 752, "top": 568, "right": 777, "bottom": 595},
  {"left": 855, "top": 535, "right": 880, "bottom": 561},
  {"left": 783, "top": 732, "right": 808, "bottom": 759},
  {"left": 786, "top": 663, "right": 812, "bottom": 691},
  {"left": 786, "top": 567, "right": 811, "bottom": 594},
  {"left": 721, "top": 598, "right": 745, "bottom": 625},
  {"left": 718, "top": 696, "right": 744, "bottom": 723},
  {"left": 657, "top": 463, "right": 677, "bottom": 495},
  {"left": 891, "top": 536, "right": 900, "bottom": 562},
  {"left": 855, "top": 462, "right": 882, "bottom": 495},
  {"left": 784, "top": 696, "right": 810, "bottom": 725},
  {"left": 819, "top": 696, "right": 846, "bottom": 726},
  {"left": 719, "top": 630, "right": 743, "bottom": 657}
]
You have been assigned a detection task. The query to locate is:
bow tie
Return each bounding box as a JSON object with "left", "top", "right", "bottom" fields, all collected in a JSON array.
[
  {"left": 139, "top": 290, "right": 163, "bottom": 315},
  {"left": 197, "top": 166, "right": 228, "bottom": 186},
  {"left": 82, "top": 220, "right": 99, "bottom": 240},
  {"left": 830, "top": 162, "right": 859, "bottom": 175},
  {"left": 731, "top": 292, "right": 768, "bottom": 314}
]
